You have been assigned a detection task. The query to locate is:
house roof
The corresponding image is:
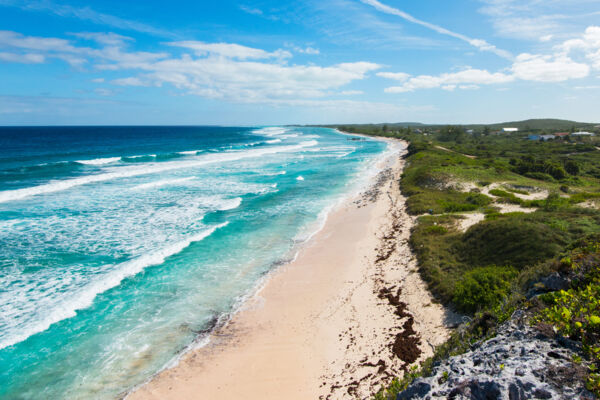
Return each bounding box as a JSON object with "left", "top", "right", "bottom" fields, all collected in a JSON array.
[
  {"left": 572, "top": 131, "right": 594, "bottom": 135},
  {"left": 554, "top": 132, "right": 570, "bottom": 136}
]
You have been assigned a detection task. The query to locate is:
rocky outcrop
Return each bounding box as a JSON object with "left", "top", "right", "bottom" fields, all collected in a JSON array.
[{"left": 396, "top": 310, "right": 595, "bottom": 400}]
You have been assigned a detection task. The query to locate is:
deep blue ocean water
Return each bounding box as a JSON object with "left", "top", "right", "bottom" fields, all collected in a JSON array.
[{"left": 0, "top": 126, "right": 386, "bottom": 399}]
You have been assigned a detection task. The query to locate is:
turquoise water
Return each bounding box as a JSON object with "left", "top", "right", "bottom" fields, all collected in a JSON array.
[{"left": 0, "top": 126, "right": 386, "bottom": 399}]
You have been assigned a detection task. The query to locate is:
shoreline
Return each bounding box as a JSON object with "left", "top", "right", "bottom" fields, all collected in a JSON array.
[{"left": 128, "top": 137, "right": 460, "bottom": 400}]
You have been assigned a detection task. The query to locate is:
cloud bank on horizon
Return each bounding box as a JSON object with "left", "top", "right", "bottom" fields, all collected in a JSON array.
[{"left": 0, "top": 0, "right": 599, "bottom": 124}]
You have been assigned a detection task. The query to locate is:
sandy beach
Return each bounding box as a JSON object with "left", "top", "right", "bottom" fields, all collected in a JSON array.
[{"left": 128, "top": 138, "right": 460, "bottom": 400}]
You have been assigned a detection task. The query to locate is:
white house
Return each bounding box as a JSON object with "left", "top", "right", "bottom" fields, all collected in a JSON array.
[
  {"left": 502, "top": 127, "right": 519, "bottom": 133},
  {"left": 572, "top": 131, "right": 595, "bottom": 136}
]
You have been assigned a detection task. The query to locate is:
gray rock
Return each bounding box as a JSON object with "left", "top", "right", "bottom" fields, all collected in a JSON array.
[
  {"left": 396, "top": 312, "right": 594, "bottom": 400},
  {"left": 396, "top": 380, "right": 431, "bottom": 399}
]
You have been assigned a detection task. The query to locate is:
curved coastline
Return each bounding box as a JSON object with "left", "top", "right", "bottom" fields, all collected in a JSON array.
[{"left": 127, "top": 136, "right": 459, "bottom": 400}]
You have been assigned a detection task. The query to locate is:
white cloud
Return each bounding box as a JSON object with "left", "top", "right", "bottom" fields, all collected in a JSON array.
[
  {"left": 239, "top": 5, "right": 263, "bottom": 16},
  {"left": 376, "top": 71, "right": 409, "bottom": 81},
  {"left": 168, "top": 41, "right": 292, "bottom": 60},
  {"left": 559, "top": 26, "right": 600, "bottom": 69},
  {"left": 478, "top": 0, "right": 600, "bottom": 41},
  {"left": 91, "top": 78, "right": 105, "bottom": 83},
  {"left": 112, "top": 77, "right": 150, "bottom": 87},
  {"left": 383, "top": 68, "right": 514, "bottom": 93},
  {"left": 94, "top": 88, "right": 116, "bottom": 96},
  {"left": 574, "top": 85, "right": 600, "bottom": 90},
  {"left": 0, "top": 0, "right": 175, "bottom": 38},
  {"left": 0, "top": 30, "right": 380, "bottom": 104},
  {"left": 511, "top": 53, "right": 590, "bottom": 82},
  {"left": 0, "top": 51, "right": 44, "bottom": 63},
  {"left": 296, "top": 46, "right": 320, "bottom": 55},
  {"left": 71, "top": 32, "right": 133, "bottom": 46},
  {"left": 381, "top": 25, "right": 600, "bottom": 93},
  {"left": 360, "top": 0, "right": 512, "bottom": 59},
  {"left": 340, "top": 90, "right": 364, "bottom": 95},
  {"left": 0, "top": 30, "right": 77, "bottom": 53},
  {"left": 113, "top": 58, "right": 380, "bottom": 103},
  {"left": 0, "top": 30, "right": 168, "bottom": 67}
]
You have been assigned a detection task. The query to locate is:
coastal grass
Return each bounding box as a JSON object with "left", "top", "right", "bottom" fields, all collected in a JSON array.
[{"left": 332, "top": 124, "right": 600, "bottom": 399}]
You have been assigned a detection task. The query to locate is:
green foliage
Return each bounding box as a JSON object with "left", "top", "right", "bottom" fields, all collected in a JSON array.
[
  {"left": 506, "top": 187, "right": 529, "bottom": 195},
  {"left": 543, "top": 192, "right": 570, "bottom": 211},
  {"left": 438, "top": 126, "right": 466, "bottom": 142},
  {"left": 535, "top": 252, "right": 600, "bottom": 397},
  {"left": 524, "top": 172, "right": 555, "bottom": 182},
  {"left": 459, "top": 218, "right": 567, "bottom": 269},
  {"left": 565, "top": 160, "right": 581, "bottom": 176},
  {"left": 488, "top": 189, "right": 523, "bottom": 204},
  {"left": 424, "top": 225, "right": 448, "bottom": 235},
  {"left": 373, "top": 365, "right": 421, "bottom": 400},
  {"left": 452, "top": 266, "right": 518, "bottom": 313},
  {"left": 514, "top": 156, "right": 567, "bottom": 180}
]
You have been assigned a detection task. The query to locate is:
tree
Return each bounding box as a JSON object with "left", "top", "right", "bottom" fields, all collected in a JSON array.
[
  {"left": 438, "top": 126, "right": 466, "bottom": 142},
  {"left": 564, "top": 160, "right": 580, "bottom": 176}
]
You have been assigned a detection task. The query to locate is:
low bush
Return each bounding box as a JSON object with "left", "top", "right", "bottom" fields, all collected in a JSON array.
[
  {"left": 535, "top": 246, "right": 600, "bottom": 396},
  {"left": 452, "top": 266, "right": 518, "bottom": 313},
  {"left": 488, "top": 188, "right": 522, "bottom": 204},
  {"left": 459, "top": 218, "right": 567, "bottom": 269}
]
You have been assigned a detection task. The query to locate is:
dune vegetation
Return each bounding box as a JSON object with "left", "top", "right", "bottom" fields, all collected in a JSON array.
[{"left": 333, "top": 122, "right": 600, "bottom": 398}]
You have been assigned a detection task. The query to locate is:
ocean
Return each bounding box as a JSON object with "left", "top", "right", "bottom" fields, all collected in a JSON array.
[{"left": 0, "top": 126, "right": 387, "bottom": 399}]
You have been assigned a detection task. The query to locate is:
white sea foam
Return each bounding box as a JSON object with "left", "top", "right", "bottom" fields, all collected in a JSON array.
[
  {"left": 0, "top": 223, "right": 228, "bottom": 351},
  {"left": 126, "top": 154, "right": 156, "bottom": 159},
  {"left": 178, "top": 150, "right": 201, "bottom": 155},
  {"left": 252, "top": 127, "right": 289, "bottom": 137},
  {"left": 296, "top": 176, "right": 305, "bottom": 181},
  {"left": 132, "top": 177, "right": 195, "bottom": 190},
  {"left": 76, "top": 157, "right": 121, "bottom": 166},
  {"left": 266, "top": 139, "right": 282, "bottom": 144},
  {"left": 263, "top": 170, "right": 286, "bottom": 176},
  {"left": 337, "top": 151, "right": 354, "bottom": 158},
  {"left": 0, "top": 141, "right": 318, "bottom": 204},
  {"left": 216, "top": 197, "right": 242, "bottom": 211}
]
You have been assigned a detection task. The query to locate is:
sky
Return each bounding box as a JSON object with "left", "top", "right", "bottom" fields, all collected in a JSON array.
[{"left": 0, "top": 0, "right": 599, "bottom": 125}]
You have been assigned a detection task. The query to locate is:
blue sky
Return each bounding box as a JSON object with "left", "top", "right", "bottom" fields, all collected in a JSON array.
[{"left": 0, "top": 0, "right": 599, "bottom": 125}]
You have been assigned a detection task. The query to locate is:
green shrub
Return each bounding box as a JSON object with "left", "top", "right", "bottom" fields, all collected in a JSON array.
[
  {"left": 424, "top": 225, "right": 448, "bottom": 235},
  {"left": 535, "top": 257, "right": 600, "bottom": 397},
  {"left": 488, "top": 189, "right": 522, "bottom": 204},
  {"left": 544, "top": 192, "right": 569, "bottom": 211},
  {"left": 452, "top": 266, "right": 518, "bottom": 313},
  {"left": 459, "top": 218, "right": 567, "bottom": 268},
  {"left": 506, "top": 187, "right": 529, "bottom": 195},
  {"left": 524, "top": 172, "right": 555, "bottom": 182}
]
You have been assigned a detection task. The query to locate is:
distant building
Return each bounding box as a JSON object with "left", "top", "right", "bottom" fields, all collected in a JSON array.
[
  {"left": 554, "top": 132, "right": 570, "bottom": 137},
  {"left": 528, "top": 135, "right": 540, "bottom": 141},
  {"left": 572, "top": 131, "right": 595, "bottom": 136},
  {"left": 503, "top": 127, "right": 519, "bottom": 133},
  {"left": 466, "top": 129, "right": 474, "bottom": 134},
  {"left": 540, "top": 135, "right": 555, "bottom": 141}
]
